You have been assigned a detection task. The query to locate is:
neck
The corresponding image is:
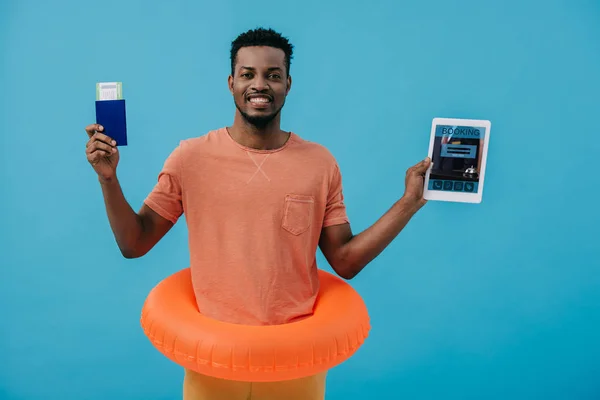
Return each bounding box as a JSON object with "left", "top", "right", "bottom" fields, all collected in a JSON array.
[{"left": 228, "top": 112, "right": 289, "bottom": 150}]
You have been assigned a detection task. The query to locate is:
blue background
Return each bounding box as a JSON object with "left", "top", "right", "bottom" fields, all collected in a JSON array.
[{"left": 2, "top": 0, "right": 599, "bottom": 399}]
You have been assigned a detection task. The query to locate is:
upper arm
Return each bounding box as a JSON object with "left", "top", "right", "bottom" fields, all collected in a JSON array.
[
  {"left": 135, "top": 203, "right": 175, "bottom": 256},
  {"left": 133, "top": 144, "right": 183, "bottom": 257},
  {"left": 319, "top": 157, "right": 352, "bottom": 274},
  {"left": 319, "top": 222, "right": 353, "bottom": 276}
]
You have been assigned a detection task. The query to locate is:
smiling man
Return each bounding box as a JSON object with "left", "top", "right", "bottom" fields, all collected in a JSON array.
[{"left": 84, "top": 27, "right": 430, "bottom": 400}]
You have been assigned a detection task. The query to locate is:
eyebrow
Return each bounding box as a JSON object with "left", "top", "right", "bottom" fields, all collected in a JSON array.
[{"left": 240, "top": 66, "right": 283, "bottom": 71}]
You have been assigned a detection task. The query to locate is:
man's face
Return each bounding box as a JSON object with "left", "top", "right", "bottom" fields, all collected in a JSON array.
[{"left": 229, "top": 46, "right": 291, "bottom": 128}]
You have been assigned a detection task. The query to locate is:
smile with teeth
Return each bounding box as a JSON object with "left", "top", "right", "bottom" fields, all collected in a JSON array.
[{"left": 248, "top": 96, "right": 271, "bottom": 104}]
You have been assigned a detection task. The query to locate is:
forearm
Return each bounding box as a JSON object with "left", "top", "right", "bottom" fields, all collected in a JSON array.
[
  {"left": 339, "top": 196, "right": 422, "bottom": 278},
  {"left": 99, "top": 176, "right": 145, "bottom": 257}
]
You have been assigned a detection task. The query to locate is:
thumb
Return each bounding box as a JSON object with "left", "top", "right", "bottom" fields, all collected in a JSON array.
[{"left": 414, "top": 157, "right": 431, "bottom": 173}]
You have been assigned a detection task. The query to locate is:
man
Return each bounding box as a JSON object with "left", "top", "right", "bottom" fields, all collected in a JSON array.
[{"left": 84, "top": 27, "right": 430, "bottom": 400}]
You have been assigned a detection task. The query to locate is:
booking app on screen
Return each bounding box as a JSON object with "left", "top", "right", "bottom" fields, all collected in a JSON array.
[{"left": 428, "top": 125, "right": 486, "bottom": 193}]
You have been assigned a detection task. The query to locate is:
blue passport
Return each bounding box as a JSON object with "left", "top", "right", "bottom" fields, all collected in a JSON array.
[{"left": 95, "top": 99, "right": 128, "bottom": 146}]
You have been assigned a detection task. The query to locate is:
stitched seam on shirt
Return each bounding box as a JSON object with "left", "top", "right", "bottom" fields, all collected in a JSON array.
[{"left": 246, "top": 151, "right": 271, "bottom": 183}]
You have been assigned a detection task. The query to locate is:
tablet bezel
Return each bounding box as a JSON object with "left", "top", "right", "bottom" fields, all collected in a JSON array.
[{"left": 423, "top": 117, "right": 491, "bottom": 204}]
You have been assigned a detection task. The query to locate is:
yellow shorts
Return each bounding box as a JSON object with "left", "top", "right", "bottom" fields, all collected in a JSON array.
[{"left": 183, "top": 368, "right": 327, "bottom": 400}]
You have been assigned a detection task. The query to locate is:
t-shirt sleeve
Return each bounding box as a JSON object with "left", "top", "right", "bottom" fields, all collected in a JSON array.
[
  {"left": 323, "top": 163, "right": 350, "bottom": 227},
  {"left": 144, "top": 144, "right": 183, "bottom": 224}
]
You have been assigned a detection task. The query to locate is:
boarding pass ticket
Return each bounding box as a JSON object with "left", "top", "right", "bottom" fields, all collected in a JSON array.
[{"left": 96, "top": 82, "right": 123, "bottom": 101}]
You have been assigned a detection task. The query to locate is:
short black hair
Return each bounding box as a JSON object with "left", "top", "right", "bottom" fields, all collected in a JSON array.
[{"left": 230, "top": 27, "right": 294, "bottom": 76}]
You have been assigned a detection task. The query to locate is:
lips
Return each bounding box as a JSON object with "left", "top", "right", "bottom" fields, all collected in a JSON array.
[{"left": 247, "top": 94, "right": 272, "bottom": 106}]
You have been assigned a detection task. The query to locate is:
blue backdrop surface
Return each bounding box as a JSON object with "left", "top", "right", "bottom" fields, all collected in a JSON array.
[{"left": 2, "top": 0, "right": 599, "bottom": 399}]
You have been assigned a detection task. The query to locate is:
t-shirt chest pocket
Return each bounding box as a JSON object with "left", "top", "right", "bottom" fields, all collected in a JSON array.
[{"left": 281, "top": 194, "right": 315, "bottom": 235}]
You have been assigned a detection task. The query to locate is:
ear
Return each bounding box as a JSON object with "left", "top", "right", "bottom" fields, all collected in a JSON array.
[
  {"left": 286, "top": 75, "right": 292, "bottom": 95},
  {"left": 228, "top": 75, "right": 234, "bottom": 94}
]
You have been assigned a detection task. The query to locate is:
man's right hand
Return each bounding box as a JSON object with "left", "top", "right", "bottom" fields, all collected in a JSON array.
[{"left": 85, "top": 124, "right": 119, "bottom": 182}]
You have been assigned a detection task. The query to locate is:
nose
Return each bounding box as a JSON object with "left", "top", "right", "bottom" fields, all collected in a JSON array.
[{"left": 250, "top": 76, "right": 269, "bottom": 91}]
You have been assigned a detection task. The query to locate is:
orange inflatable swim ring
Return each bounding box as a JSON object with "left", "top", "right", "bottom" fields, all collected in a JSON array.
[{"left": 140, "top": 268, "right": 370, "bottom": 382}]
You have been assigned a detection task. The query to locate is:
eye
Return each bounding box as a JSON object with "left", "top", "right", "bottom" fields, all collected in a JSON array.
[
  {"left": 269, "top": 73, "right": 281, "bottom": 79},
  {"left": 241, "top": 72, "right": 253, "bottom": 78}
]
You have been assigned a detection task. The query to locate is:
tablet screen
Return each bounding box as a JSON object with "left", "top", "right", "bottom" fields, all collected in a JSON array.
[{"left": 428, "top": 124, "right": 487, "bottom": 194}]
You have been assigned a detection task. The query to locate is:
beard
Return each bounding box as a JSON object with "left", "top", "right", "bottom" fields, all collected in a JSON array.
[{"left": 234, "top": 98, "right": 285, "bottom": 129}]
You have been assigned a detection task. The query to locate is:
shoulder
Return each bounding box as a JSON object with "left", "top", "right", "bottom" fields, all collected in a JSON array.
[
  {"left": 158, "top": 128, "right": 226, "bottom": 172},
  {"left": 179, "top": 127, "right": 224, "bottom": 151},
  {"left": 288, "top": 132, "right": 339, "bottom": 166},
  {"left": 287, "top": 133, "right": 345, "bottom": 187},
  {"left": 168, "top": 127, "right": 230, "bottom": 163}
]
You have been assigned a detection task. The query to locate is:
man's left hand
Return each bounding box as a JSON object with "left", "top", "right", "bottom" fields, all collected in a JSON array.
[{"left": 402, "top": 157, "right": 432, "bottom": 209}]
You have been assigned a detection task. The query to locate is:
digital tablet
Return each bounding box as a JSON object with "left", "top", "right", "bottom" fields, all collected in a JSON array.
[{"left": 423, "top": 117, "right": 491, "bottom": 203}]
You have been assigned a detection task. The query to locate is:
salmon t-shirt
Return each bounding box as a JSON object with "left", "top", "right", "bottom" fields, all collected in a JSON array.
[{"left": 144, "top": 127, "right": 349, "bottom": 326}]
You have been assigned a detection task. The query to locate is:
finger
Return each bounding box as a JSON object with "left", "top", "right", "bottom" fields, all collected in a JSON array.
[
  {"left": 85, "top": 125, "right": 116, "bottom": 145},
  {"left": 87, "top": 149, "right": 111, "bottom": 162},
  {"left": 87, "top": 150, "right": 111, "bottom": 165},
  {"left": 85, "top": 124, "right": 103, "bottom": 138},
  {"left": 87, "top": 145, "right": 116, "bottom": 163},
  {"left": 413, "top": 157, "right": 431, "bottom": 174},
  {"left": 86, "top": 140, "right": 116, "bottom": 155},
  {"left": 87, "top": 132, "right": 116, "bottom": 148}
]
